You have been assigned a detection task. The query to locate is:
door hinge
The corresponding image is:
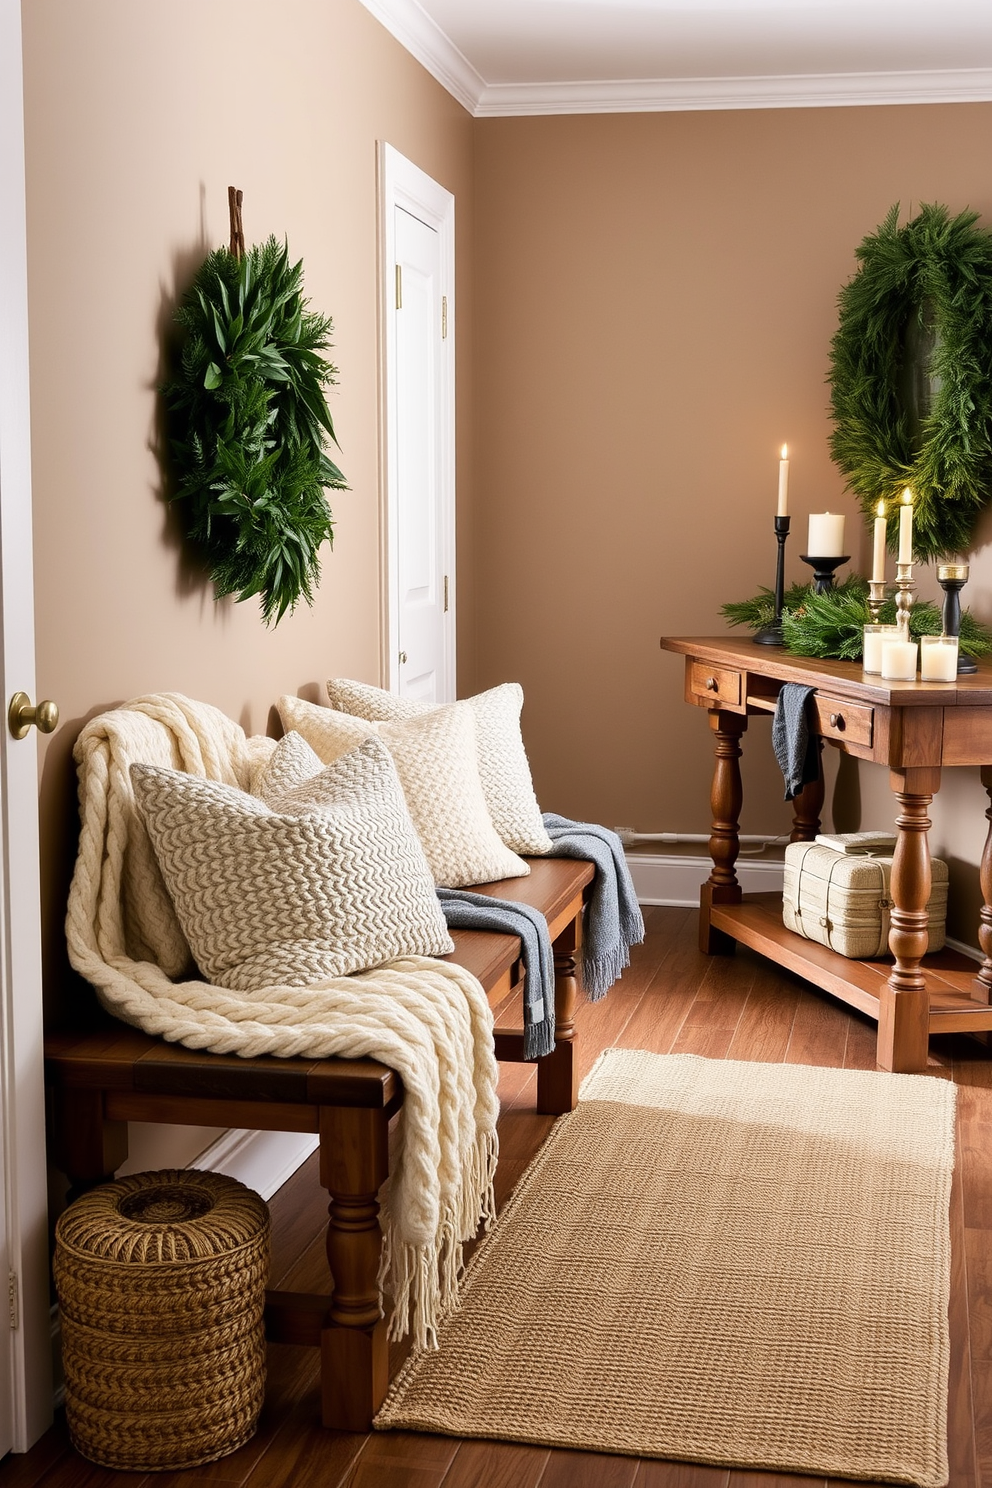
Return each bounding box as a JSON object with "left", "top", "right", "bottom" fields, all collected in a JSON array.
[
  {"left": 441, "top": 295, "right": 448, "bottom": 340},
  {"left": 443, "top": 575, "right": 449, "bottom": 613},
  {"left": 395, "top": 264, "right": 402, "bottom": 310},
  {"left": 8, "top": 1271, "right": 19, "bottom": 1330}
]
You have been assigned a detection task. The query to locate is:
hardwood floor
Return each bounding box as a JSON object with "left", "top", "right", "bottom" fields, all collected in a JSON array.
[{"left": 5, "top": 906, "right": 989, "bottom": 1488}]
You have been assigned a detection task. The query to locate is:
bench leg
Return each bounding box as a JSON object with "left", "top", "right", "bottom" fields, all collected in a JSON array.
[
  {"left": 319, "top": 1106, "right": 390, "bottom": 1430},
  {"left": 51, "top": 1087, "right": 129, "bottom": 1201},
  {"left": 538, "top": 916, "right": 580, "bottom": 1114}
]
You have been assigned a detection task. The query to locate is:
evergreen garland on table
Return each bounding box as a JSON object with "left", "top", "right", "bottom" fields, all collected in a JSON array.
[
  {"left": 828, "top": 203, "right": 992, "bottom": 560},
  {"left": 721, "top": 576, "right": 992, "bottom": 661},
  {"left": 163, "top": 232, "right": 347, "bottom": 626}
]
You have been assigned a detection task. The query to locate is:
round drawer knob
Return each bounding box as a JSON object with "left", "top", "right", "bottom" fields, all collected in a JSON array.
[
  {"left": 829, "top": 712, "right": 844, "bottom": 729},
  {"left": 705, "top": 676, "right": 719, "bottom": 691}
]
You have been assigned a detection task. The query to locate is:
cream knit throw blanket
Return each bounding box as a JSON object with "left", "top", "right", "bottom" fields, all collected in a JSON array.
[{"left": 65, "top": 692, "right": 499, "bottom": 1350}]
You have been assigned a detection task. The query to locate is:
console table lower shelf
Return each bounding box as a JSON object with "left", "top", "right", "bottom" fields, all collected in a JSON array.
[{"left": 711, "top": 892, "right": 992, "bottom": 1043}]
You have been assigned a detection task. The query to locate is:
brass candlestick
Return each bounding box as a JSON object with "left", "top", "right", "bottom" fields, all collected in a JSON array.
[
  {"left": 866, "top": 579, "right": 887, "bottom": 624},
  {"left": 894, "top": 561, "right": 916, "bottom": 637}
]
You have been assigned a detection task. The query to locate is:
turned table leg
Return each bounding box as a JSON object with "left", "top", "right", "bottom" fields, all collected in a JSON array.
[
  {"left": 537, "top": 914, "right": 581, "bottom": 1115},
  {"left": 319, "top": 1105, "right": 390, "bottom": 1430},
  {"left": 789, "top": 740, "right": 825, "bottom": 842},
  {"left": 877, "top": 767, "right": 939, "bottom": 1073},
  {"left": 977, "top": 766, "right": 992, "bottom": 1001},
  {"left": 700, "top": 709, "right": 748, "bottom": 954}
]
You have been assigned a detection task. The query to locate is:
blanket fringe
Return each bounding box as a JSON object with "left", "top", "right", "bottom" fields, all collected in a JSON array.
[{"left": 380, "top": 1128, "right": 498, "bottom": 1351}]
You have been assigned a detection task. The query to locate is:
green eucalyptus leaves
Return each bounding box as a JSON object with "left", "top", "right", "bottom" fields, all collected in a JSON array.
[{"left": 164, "top": 236, "right": 347, "bottom": 625}]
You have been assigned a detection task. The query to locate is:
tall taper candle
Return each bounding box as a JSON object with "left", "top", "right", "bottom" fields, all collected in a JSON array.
[
  {"left": 898, "top": 488, "right": 913, "bottom": 564},
  {"left": 872, "top": 499, "right": 886, "bottom": 583},
  {"left": 777, "top": 444, "right": 789, "bottom": 517}
]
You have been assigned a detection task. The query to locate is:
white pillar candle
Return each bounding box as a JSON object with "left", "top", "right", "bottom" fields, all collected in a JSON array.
[
  {"left": 777, "top": 445, "right": 789, "bottom": 517},
  {"left": 920, "top": 635, "right": 958, "bottom": 681},
  {"left": 807, "top": 512, "right": 846, "bottom": 556},
  {"left": 863, "top": 623, "right": 899, "bottom": 673},
  {"left": 898, "top": 489, "right": 914, "bottom": 564},
  {"left": 872, "top": 500, "right": 887, "bottom": 583},
  {"left": 881, "top": 638, "right": 918, "bottom": 680}
]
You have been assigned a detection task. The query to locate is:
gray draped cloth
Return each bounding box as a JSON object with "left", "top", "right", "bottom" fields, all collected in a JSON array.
[
  {"left": 541, "top": 814, "right": 645, "bottom": 998},
  {"left": 772, "top": 682, "right": 820, "bottom": 801},
  {"left": 435, "top": 890, "right": 555, "bottom": 1059},
  {"left": 436, "top": 815, "right": 645, "bottom": 1059}
]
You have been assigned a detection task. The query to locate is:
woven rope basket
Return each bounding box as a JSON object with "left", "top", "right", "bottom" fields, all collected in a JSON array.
[{"left": 54, "top": 1168, "right": 270, "bottom": 1471}]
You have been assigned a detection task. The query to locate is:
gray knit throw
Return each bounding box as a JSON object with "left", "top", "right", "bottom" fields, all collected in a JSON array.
[
  {"left": 542, "top": 813, "right": 645, "bottom": 999},
  {"left": 435, "top": 889, "right": 555, "bottom": 1059},
  {"left": 771, "top": 682, "right": 819, "bottom": 801}
]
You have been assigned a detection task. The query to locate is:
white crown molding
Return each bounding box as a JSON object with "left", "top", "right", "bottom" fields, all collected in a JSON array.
[
  {"left": 476, "top": 67, "right": 992, "bottom": 116},
  {"left": 355, "top": 0, "right": 992, "bottom": 117},
  {"left": 355, "top": 0, "right": 485, "bottom": 113}
]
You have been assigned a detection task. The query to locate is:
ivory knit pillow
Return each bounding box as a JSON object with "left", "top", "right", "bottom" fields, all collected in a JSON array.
[
  {"left": 277, "top": 695, "right": 529, "bottom": 887},
  {"left": 129, "top": 734, "right": 453, "bottom": 993},
  {"left": 326, "top": 679, "right": 553, "bottom": 855}
]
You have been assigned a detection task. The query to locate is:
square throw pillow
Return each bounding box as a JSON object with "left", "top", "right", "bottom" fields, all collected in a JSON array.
[
  {"left": 129, "top": 733, "right": 453, "bottom": 993},
  {"left": 326, "top": 678, "right": 553, "bottom": 855},
  {"left": 277, "top": 694, "right": 530, "bottom": 888}
]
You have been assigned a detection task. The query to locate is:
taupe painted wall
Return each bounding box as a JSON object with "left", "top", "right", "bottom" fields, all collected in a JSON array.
[
  {"left": 21, "top": 0, "right": 474, "bottom": 1166},
  {"left": 21, "top": 0, "right": 992, "bottom": 1096},
  {"left": 471, "top": 106, "right": 992, "bottom": 935},
  {"left": 22, "top": 0, "right": 475, "bottom": 1005}
]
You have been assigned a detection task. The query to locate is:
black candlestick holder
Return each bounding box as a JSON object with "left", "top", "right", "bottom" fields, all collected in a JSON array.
[
  {"left": 754, "top": 515, "right": 790, "bottom": 646},
  {"left": 937, "top": 563, "right": 977, "bottom": 674},
  {"left": 800, "top": 554, "right": 849, "bottom": 595}
]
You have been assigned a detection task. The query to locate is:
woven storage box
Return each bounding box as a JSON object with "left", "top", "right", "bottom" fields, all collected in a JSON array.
[
  {"left": 54, "top": 1168, "right": 269, "bottom": 1471},
  {"left": 782, "top": 840, "right": 948, "bottom": 959}
]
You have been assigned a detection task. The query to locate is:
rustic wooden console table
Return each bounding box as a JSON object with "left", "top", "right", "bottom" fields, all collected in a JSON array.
[{"left": 661, "top": 635, "right": 992, "bottom": 1073}]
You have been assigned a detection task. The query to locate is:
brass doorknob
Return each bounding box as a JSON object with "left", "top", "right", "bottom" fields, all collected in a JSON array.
[
  {"left": 399, "top": 651, "right": 408, "bottom": 665},
  {"left": 8, "top": 692, "right": 59, "bottom": 740}
]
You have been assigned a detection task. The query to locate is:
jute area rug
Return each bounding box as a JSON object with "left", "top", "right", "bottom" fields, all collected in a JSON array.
[{"left": 375, "top": 1049, "right": 956, "bottom": 1488}]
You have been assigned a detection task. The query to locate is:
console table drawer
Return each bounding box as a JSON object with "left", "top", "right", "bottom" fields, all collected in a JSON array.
[
  {"left": 689, "top": 663, "right": 742, "bottom": 708},
  {"left": 813, "top": 694, "right": 873, "bottom": 748}
]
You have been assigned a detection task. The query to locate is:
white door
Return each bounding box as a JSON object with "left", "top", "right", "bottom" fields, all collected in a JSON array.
[
  {"left": 0, "top": 0, "right": 55, "bottom": 1453},
  {"left": 378, "top": 144, "right": 455, "bottom": 703}
]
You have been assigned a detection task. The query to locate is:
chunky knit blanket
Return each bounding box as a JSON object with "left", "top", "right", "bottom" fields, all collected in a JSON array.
[{"left": 65, "top": 693, "right": 499, "bottom": 1350}]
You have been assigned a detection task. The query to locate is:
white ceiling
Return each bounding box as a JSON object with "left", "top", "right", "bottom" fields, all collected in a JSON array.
[{"left": 357, "top": 0, "right": 992, "bottom": 114}]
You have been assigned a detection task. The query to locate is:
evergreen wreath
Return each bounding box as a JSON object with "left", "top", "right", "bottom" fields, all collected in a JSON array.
[
  {"left": 828, "top": 202, "right": 992, "bottom": 560},
  {"left": 721, "top": 577, "right": 992, "bottom": 661},
  {"left": 164, "top": 191, "right": 347, "bottom": 625}
]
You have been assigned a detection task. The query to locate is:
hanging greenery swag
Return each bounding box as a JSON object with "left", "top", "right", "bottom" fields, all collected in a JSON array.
[
  {"left": 721, "top": 577, "right": 992, "bottom": 661},
  {"left": 828, "top": 202, "right": 992, "bottom": 561},
  {"left": 163, "top": 191, "right": 347, "bottom": 625}
]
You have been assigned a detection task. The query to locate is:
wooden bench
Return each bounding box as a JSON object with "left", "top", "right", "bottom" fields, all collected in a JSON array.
[{"left": 44, "top": 856, "right": 594, "bottom": 1431}]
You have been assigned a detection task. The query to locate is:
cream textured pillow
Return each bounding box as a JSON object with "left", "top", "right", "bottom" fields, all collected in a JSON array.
[
  {"left": 129, "top": 734, "right": 453, "bottom": 992},
  {"left": 326, "top": 679, "right": 553, "bottom": 855},
  {"left": 277, "top": 695, "right": 529, "bottom": 887}
]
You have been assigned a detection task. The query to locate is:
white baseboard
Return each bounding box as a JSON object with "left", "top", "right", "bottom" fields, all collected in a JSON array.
[
  {"left": 192, "top": 1128, "right": 319, "bottom": 1201},
  {"left": 626, "top": 851, "right": 784, "bottom": 906}
]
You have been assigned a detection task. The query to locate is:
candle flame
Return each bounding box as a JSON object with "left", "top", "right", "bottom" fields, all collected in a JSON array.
[
  {"left": 780, "top": 444, "right": 788, "bottom": 459},
  {"left": 902, "top": 487, "right": 913, "bottom": 506},
  {"left": 876, "top": 500, "right": 886, "bottom": 517}
]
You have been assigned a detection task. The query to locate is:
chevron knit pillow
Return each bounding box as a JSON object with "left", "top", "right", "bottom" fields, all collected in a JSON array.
[
  {"left": 277, "top": 695, "right": 529, "bottom": 888},
  {"left": 129, "top": 734, "right": 453, "bottom": 993},
  {"left": 326, "top": 679, "right": 553, "bottom": 856}
]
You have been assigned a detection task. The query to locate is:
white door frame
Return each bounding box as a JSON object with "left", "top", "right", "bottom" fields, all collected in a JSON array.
[
  {"left": 0, "top": 0, "right": 54, "bottom": 1451},
  {"left": 376, "top": 142, "right": 455, "bottom": 699}
]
